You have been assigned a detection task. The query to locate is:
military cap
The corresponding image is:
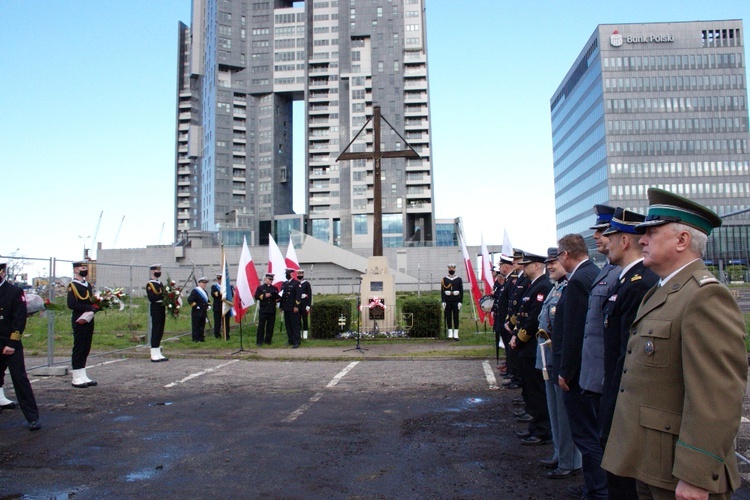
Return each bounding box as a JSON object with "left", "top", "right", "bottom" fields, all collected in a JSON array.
[
  {"left": 498, "top": 254, "right": 513, "bottom": 265},
  {"left": 603, "top": 208, "right": 646, "bottom": 235},
  {"left": 447, "top": 263, "right": 456, "bottom": 269},
  {"left": 297, "top": 269, "right": 305, "bottom": 276},
  {"left": 512, "top": 248, "right": 525, "bottom": 260},
  {"left": 518, "top": 252, "right": 546, "bottom": 265},
  {"left": 216, "top": 273, "right": 223, "bottom": 278},
  {"left": 635, "top": 188, "right": 722, "bottom": 235},
  {"left": 544, "top": 247, "right": 559, "bottom": 263},
  {"left": 285, "top": 267, "right": 296, "bottom": 273},
  {"left": 72, "top": 261, "right": 87, "bottom": 268},
  {"left": 149, "top": 264, "right": 162, "bottom": 271},
  {"left": 264, "top": 273, "right": 274, "bottom": 279},
  {"left": 590, "top": 204, "right": 616, "bottom": 230},
  {"left": 198, "top": 277, "right": 209, "bottom": 283}
]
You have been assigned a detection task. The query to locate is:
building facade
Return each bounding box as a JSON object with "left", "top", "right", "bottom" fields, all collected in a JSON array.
[
  {"left": 551, "top": 20, "right": 750, "bottom": 265},
  {"left": 175, "top": 0, "right": 435, "bottom": 250}
]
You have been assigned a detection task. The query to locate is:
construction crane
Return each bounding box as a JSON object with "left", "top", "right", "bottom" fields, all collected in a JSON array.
[
  {"left": 88, "top": 211, "right": 103, "bottom": 260},
  {"left": 112, "top": 215, "right": 125, "bottom": 247}
]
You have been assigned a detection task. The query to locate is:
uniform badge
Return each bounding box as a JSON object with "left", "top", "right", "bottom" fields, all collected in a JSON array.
[
  {"left": 631, "top": 274, "right": 642, "bottom": 282},
  {"left": 608, "top": 294, "right": 617, "bottom": 302},
  {"left": 644, "top": 340, "right": 655, "bottom": 357},
  {"left": 550, "top": 306, "right": 556, "bottom": 315},
  {"left": 620, "top": 277, "right": 626, "bottom": 284},
  {"left": 536, "top": 293, "right": 544, "bottom": 302}
]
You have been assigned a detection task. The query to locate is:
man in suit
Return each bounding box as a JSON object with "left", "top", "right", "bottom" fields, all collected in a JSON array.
[
  {"left": 0, "top": 261, "right": 40, "bottom": 430},
  {"left": 211, "top": 274, "right": 230, "bottom": 340},
  {"left": 509, "top": 252, "right": 552, "bottom": 445},
  {"left": 67, "top": 261, "right": 100, "bottom": 388},
  {"left": 298, "top": 269, "right": 312, "bottom": 340},
  {"left": 254, "top": 273, "right": 280, "bottom": 346},
  {"left": 554, "top": 234, "right": 602, "bottom": 498},
  {"left": 188, "top": 277, "right": 210, "bottom": 342},
  {"left": 598, "top": 208, "right": 658, "bottom": 499},
  {"left": 146, "top": 264, "right": 168, "bottom": 362},
  {"left": 441, "top": 264, "right": 464, "bottom": 340},
  {"left": 602, "top": 189, "right": 747, "bottom": 499},
  {"left": 280, "top": 268, "right": 302, "bottom": 348}
]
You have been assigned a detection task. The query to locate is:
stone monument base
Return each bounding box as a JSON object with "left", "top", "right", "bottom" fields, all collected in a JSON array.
[{"left": 360, "top": 256, "right": 396, "bottom": 333}]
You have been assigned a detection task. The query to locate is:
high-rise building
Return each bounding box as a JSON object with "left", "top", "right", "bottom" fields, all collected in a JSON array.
[
  {"left": 175, "top": 0, "right": 434, "bottom": 249},
  {"left": 551, "top": 20, "right": 750, "bottom": 264}
]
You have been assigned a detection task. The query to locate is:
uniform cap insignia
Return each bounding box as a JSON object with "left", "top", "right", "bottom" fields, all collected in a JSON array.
[
  {"left": 630, "top": 274, "right": 642, "bottom": 282},
  {"left": 644, "top": 340, "right": 655, "bottom": 357}
]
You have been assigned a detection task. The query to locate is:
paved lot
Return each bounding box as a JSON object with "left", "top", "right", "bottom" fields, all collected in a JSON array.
[{"left": 2, "top": 344, "right": 750, "bottom": 499}]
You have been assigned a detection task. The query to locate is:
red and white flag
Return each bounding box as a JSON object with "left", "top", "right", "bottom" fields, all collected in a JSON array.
[
  {"left": 267, "top": 234, "right": 287, "bottom": 291},
  {"left": 502, "top": 229, "right": 513, "bottom": 259},
  {"left": 234, "top": 236, "right": 259, "bottom": 322},
  {"left": 285, "top": 239, "right": 300, "bottom": 275},
  {"left": 480, "top": 234, "right": 493, "bottom": 296},
  {"left": 460, "top": 234, "right": 485, "bottom": 322}
]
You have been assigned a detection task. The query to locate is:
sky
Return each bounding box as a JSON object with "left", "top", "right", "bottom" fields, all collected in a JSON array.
[{"left": 3, "top": 1, "right": 750, "bottom": 277}]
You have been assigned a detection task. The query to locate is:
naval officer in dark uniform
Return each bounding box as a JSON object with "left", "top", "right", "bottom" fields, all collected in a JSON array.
[
  {"left": 188, "top": 277, "right": 210, "bottom": 342},
  {"left": 211, "top": 274, "right": 230, "bottom": 340},
  {"left": 441, "top": 264, "right": 463, "bottom": 340},
  {"left": 146, "top": 264, "right": 168, "bottom": 362},
  {"left": 254, "top": 273, "right": 280, "bottom": 346},
  {"left": 298, "top": 269, "right": 312, "bottom": 340},
  {"left": 67, "top": 261, "right": 99, "bottom": 388},
  {"left": 280, "top": 268, "right": 302, "bottom": 348},
  {"left": 0, "top": 261, "right": 40, "bottom": 430}
]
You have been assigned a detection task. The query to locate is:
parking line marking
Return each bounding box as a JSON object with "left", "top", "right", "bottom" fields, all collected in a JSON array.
[
  {"left": 89, "top": 358, "right": 127, "bottom": 369},
  {"left": 283, "top": 361, "right": 360, "bottom": 423},
  {"left": 164, "top": 360, "right": 239, "bottom": 388},
  {"left": 482, "top": 360, "right": 499, "bottom": 390}
]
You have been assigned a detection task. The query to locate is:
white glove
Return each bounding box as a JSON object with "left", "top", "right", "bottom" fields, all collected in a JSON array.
[
  {"left": 457, "top": 303, "right": 462, "bottom": 310},
  {"left": 306, "top": 306, "right": 310, "bottom": 312},
  {"left": 453, "top": 290, "right": 460, "bottom": 296},
  {"left": 301, "top": 293, "right": 308, "bottom": 299},
  {"left": 441, "top": 302, "right": 446, "bottom": 310},
  {"left": 207, "top": 305, "right": 212, "bottom": 311}
]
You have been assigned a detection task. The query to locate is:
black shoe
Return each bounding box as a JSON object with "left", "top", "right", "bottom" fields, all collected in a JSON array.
[
  {"left": 264, "top": 341, "right": 272, "bottom": 345},
  {"left": 520, "top": 436, "right": 551, "bottom": 446},
  {"left": 86, "top": 380, "right": 98, "bottom": 387},
  {"left": 540, "top": 458, "right": 558, "bottom": 469},
  {"left": 257, "top": 343, "right": 263, "bottom": 347},
  {"left": 512, "top": 409, "right": 527, "bottom": 417},
  {"left": 506, "top": 383, "right": 521, "bottom": 390},
  {"left": 566, "top": 484, "right": 585, "bottom": 499},
  {"left": 502, "top": 379, "right": 514, "bottom": 386},
  {"left": 151, "top": 358, "right": 167, "bottom": 363},
  {"left": 72, "top": 383, "right": 89, "bottom": 388},
  {"left": 547, "top": 467, "right": 580, "bottom": 479},
  {"left": 28, "top": 420, "right": 41, "bottom": 431},
  {"left": 292, "top": 344, "right": 300, "bottom": 349},
  {"left": 0, "top": 402, "right": 18, "bottom": 410},
  {"left": 215, "top": 335, "right": 221, "bottom": 339},
  {"left": 515, "top": 430, "right": 532, "bottom": 439},
  {"left": 515, "top": 413, "right": 534, "bottom": 423}
]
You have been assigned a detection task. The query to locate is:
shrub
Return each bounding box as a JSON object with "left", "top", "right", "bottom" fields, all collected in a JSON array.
[
  {"left": 310, "top": 299, "right": 352, "bottom": 339},
  {"left": 401, "top": 297, "right": 440, "bottom": 338}
]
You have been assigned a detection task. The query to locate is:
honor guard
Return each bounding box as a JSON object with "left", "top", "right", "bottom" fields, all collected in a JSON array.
[
  {"left": 146, "top": 264, "right": 168, "bottom": 362},
  {"left": 297, "top": 269, "right": 312, "bottom": 340},
  {"left": 440, "top": 264, "right": 463, "bottom": 340},
  {"left": 188, "top": 277, "right": 210, "bottom": 342},
  {"left": 67, "top": 261, "right": 99, "bottom": 388},
  {"left": 280, "top": 268, "right": 302, "bottom": 348},
  {"left": 254, "top": 273, "right": 281, "bottom": 346},
  {"left": 0, "top": 261, "right": 40, "bottom": 430},
  {"left": 211, "top": 274, "right": 230, "bottom": 340}
]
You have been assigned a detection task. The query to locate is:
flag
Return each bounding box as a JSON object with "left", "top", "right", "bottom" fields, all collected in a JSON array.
[
  {"left": 285, "top": 239, "right": 300, "bottom": 276},
  {"left": 234, "top": 236, "right": 259, "bottom": 322},
  {"left": 220, "top": 250, "right": 235, "bottom": 319},
  {"left": 460, "top": 234, "right": 485, "bottom": 322},
  {"left": 267, "top": 234, "right": 287, "bottom": 291},
  {"left": 502, "top": 229, "right": 513, "bottom": 259},
  {"left": 480, "top": 234, "right": 493, "bottom": 296}
]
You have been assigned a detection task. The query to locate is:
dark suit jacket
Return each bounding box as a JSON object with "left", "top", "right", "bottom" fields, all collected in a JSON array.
[
  {"left": 188, "top": 287, "right": 209, "bottom": 318},
  {"left": 552, "top": 259, "right": 599, "bottom": 382},
  {"left": 514, "top": 273, "right": 552, "bottom": 359},
  {"left": 0, "top": 281, "right": 27, "bottom": 349}
]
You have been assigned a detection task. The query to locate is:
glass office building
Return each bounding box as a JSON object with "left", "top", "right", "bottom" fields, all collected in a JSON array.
[
  {"left": 551, "top": 21, "right": 750, "bottom": 265},
  {"left": 174, "top": 0, "right": 435, "bottom": 249}
]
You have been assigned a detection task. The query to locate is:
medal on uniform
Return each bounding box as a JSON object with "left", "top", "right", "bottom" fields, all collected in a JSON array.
[{"left": 644, "top": 340, "right": 655, "bottom": 357}]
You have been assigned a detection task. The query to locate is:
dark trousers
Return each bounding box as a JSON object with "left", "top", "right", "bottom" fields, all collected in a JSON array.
[
  {"left": 150, "top": 305, "right": 166, "bottom": 348},
  {"left": 519, "top": 357, "right": 550, "bottom": 438},
  {"left": 0, "top": 345, "right": 39, "bottom": 423},
  {"left": 257, "top": 311, "right": 276, "bottom": 345},
  {"left": 300, "top": 309, "right": 309, "bottom": 331},
  {"left": 444, "top": 302, "right": 459, "bottom": 330},
  {"left": 191, "top": 314, "right": 206, "bottom": 342},
  {"left": 283, "top": 310, "right": 301, "bottom": 346},
  {"left": 71, "top": 318, "right": 95, "bottom": 369},
  {"left": 563, "top": 379, "right": 608, "bottom": 499},
  {"left": 213, "top": 307, "right": 230, "bottom": 338}
]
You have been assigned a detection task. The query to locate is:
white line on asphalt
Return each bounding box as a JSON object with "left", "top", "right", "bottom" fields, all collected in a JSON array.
[
  {"left": 89, "top": 358, "right": 127, "bottom": 369},
  {"left": 164, "top": 360, "right": 239, "bottom": 388},
  {"left": 325, "top": 361, "right": 359, "bottom": 388},
  {"left": 283, "top": 361, "right": 360, "bottom": 423},
  {"left": 482, "top": 360, "right": 499, "bottom": 390}
]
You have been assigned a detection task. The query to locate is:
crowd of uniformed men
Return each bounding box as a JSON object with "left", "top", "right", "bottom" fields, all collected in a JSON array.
[
  {"left": 486, "top": 189, "right": 747, "bottom": 499},
  {"left": 0, "top": 188, "right": 746, "bottom": 499}
]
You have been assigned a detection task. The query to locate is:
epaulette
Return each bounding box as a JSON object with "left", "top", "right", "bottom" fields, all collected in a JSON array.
[{"left": 692, "top": 270, "right": 720, "bottom": 287}]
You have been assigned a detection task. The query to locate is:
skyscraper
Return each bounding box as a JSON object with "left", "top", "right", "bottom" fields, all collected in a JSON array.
[
  {"left": 551, "top": 21, "right": 750, "bottom": 264},
  {"left": 175, "top": 0, "right": 434, "bottom": 249}
]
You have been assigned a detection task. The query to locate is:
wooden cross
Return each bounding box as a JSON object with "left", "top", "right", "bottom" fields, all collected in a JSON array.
[{"left": 337, "top": 106, "right": 420, "bottom": 256}]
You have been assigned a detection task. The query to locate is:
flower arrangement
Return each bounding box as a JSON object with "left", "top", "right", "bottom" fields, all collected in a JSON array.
[
  {"left": 367, "top": 297, "right": 385, "bottom": 310},
  {"left": 95, "top": 287, "right": 127, "bottom": 311},
  {"left": 163, "top": 279, "right": 183, "bottom": 319}
]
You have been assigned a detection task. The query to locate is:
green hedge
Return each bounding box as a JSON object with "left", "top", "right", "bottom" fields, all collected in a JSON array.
[
  {"left": 401, "top": 297, "right": 441, "bottom": 338},
  {"left": 310, "top": 299, "right": 352, "bottom": 339}
]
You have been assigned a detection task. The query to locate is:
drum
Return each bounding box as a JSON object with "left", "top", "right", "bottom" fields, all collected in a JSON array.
[{"left": 479, "top": 295, "right": 494, "bottom": 313}]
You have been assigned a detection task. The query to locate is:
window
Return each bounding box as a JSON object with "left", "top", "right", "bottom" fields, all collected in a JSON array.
[{"left": 353, "top": 215, "right": 367, "bottom": 235}]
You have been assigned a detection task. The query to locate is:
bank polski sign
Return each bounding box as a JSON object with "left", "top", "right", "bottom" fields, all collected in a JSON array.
[{"left": 610, "top": 30, "right": 674, "bottom": 47}]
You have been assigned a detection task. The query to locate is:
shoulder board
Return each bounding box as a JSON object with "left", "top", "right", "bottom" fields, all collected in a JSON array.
[
  {"left": 692, "top": 270, "right": 720, "bottom": 287},
  {"left": 630, "top": 274, "right": 642, "bottom": 282}
]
